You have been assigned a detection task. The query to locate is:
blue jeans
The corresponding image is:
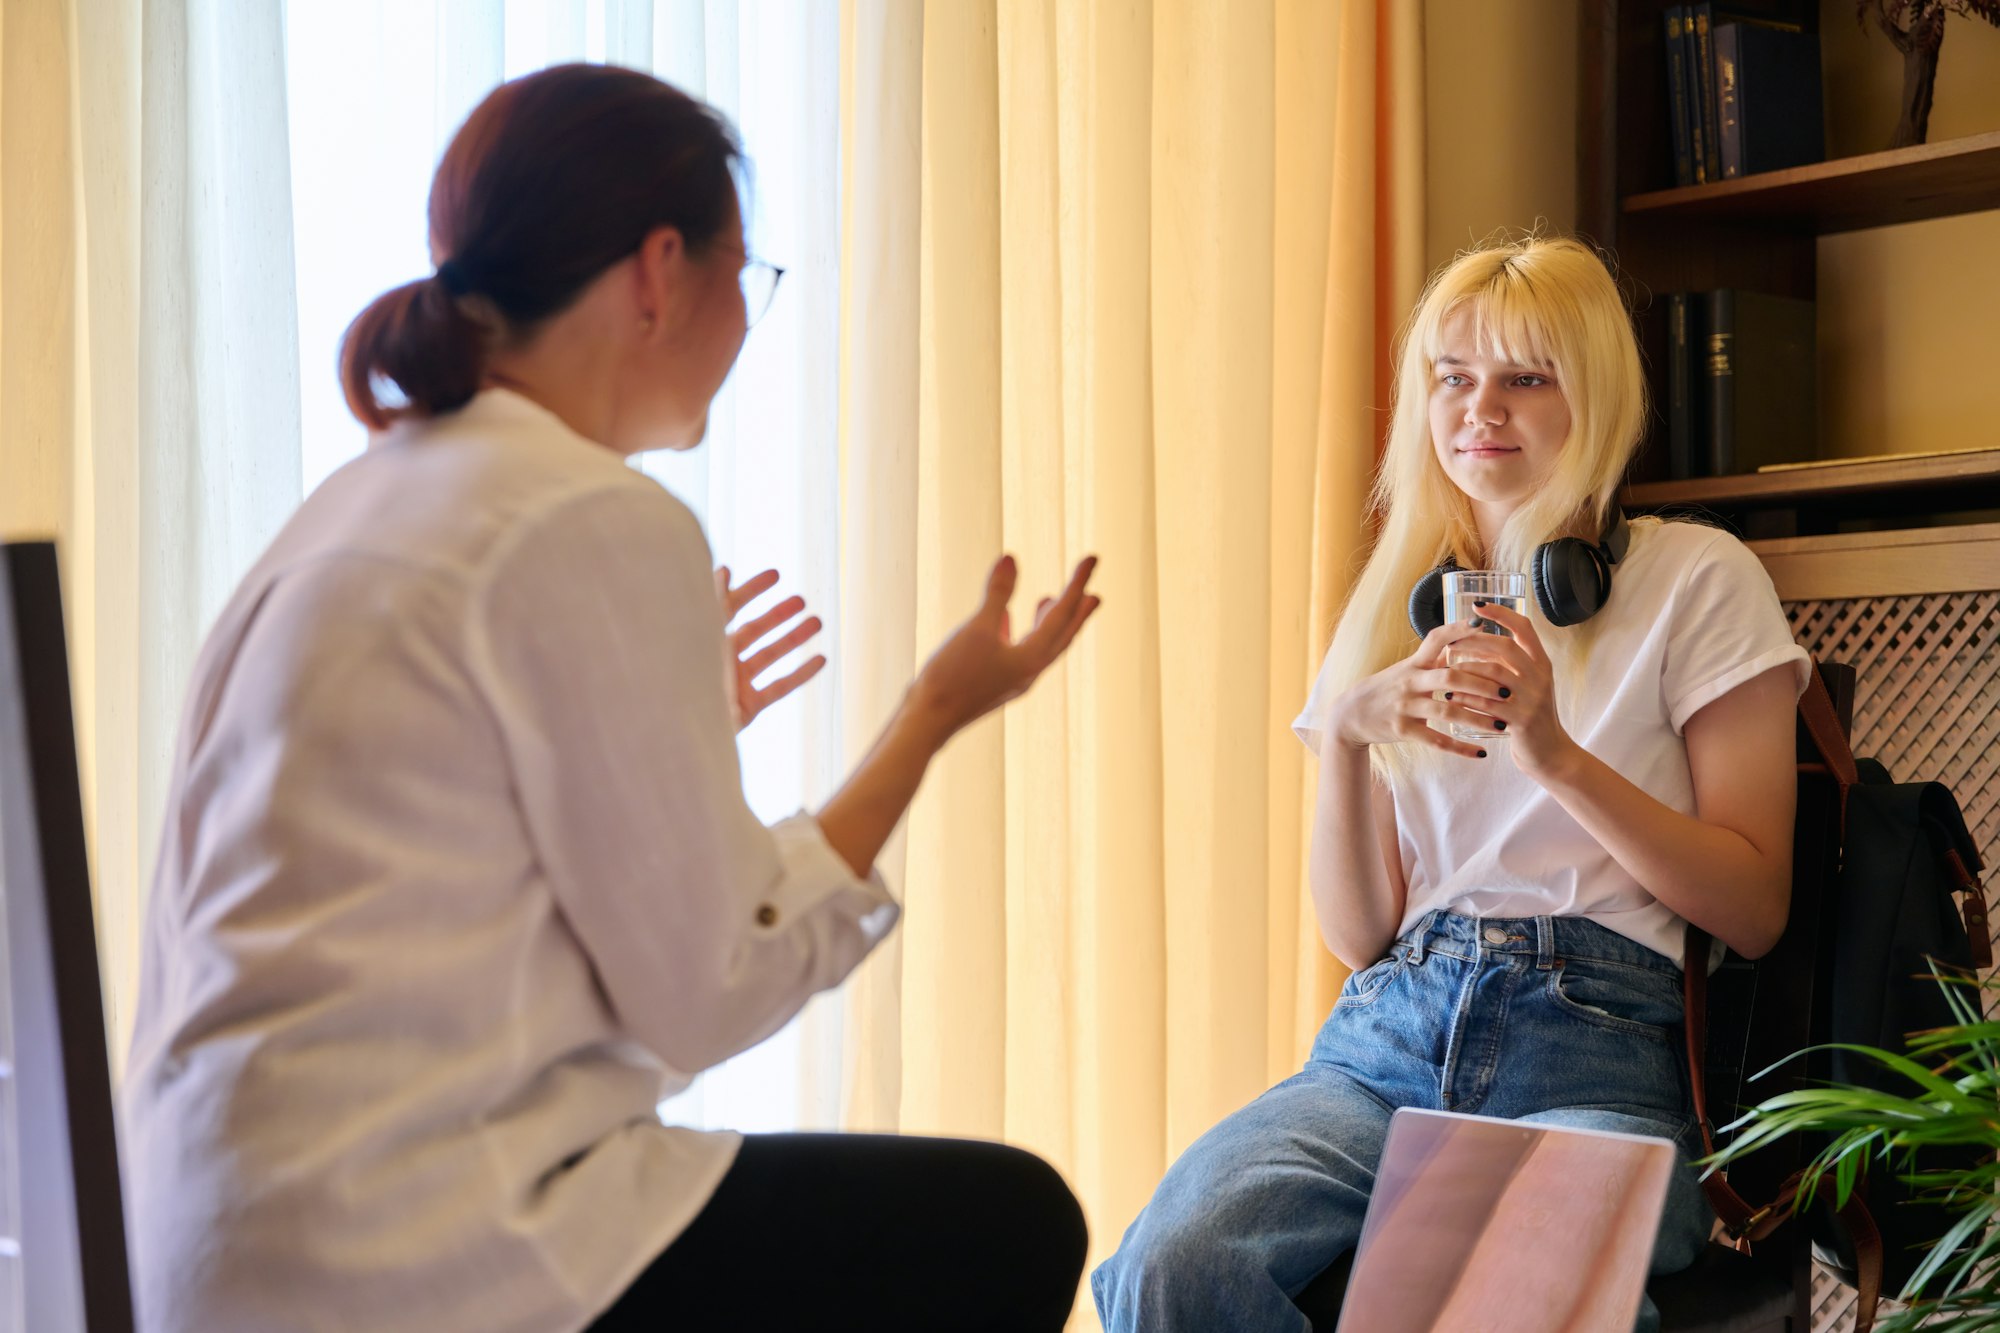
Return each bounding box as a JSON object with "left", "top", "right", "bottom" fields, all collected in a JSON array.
[{"left": 1092, "top": 912, "right": 1713, "bottom": 1333}]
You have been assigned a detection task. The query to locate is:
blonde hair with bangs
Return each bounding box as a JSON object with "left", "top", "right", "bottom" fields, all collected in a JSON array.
[{"left": 1322, "top": 234, "right": 1651, "bottom": 772}]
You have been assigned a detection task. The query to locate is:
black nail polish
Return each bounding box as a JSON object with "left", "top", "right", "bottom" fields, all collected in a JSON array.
[
  {"left": 1444, "top": 692, "right": 1453, "bottom": 700},
  {"left": 1476, "top": 749, "right": 1488, "bottom": 759},
  {"left": 1474, "top": 598, "right": 1488, "bottom": 607},
  {"left": 1499, "top": 687, "right": 1511, "bottom": 699},
  {"left": 1495, "top": 719, "right": 1507, "bottom": 731}
]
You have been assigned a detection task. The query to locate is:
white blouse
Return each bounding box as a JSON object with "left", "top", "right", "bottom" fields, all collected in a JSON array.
[{"left": 120, "top": 389, "right": 898, "bottom": 1333}]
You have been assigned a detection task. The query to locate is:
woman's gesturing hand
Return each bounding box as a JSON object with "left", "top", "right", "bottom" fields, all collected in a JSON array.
[
  {"left": 717, "top": 566, "right": 827, "bottom": 732},
  {"left": 910, "top": 554, "right": 1101, "bottom": 740},
  {"left": 1329, "top": 616, "right": 1511, "bottom": 760}
]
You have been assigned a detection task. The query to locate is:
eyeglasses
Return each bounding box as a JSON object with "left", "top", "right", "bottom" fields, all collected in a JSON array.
[{"left": 741, "top": 258, "right": 785, "bottom": 329}]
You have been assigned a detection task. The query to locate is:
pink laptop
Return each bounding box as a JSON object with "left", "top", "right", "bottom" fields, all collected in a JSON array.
[{"left": 1335, "top": 1107, "right": 1678, "bottom": 1333}]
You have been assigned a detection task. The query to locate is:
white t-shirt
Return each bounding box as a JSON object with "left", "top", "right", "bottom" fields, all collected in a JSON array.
[
  {"left": 121, "top": 389, "right": 899, "bottom": 1333},
  {"left": 1294, "top": 519, "right": 1810, "bottom": 969}
]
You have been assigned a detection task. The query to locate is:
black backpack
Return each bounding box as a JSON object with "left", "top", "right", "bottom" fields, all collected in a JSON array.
[
  {"left": 1813, "top": 752, "right": 1990, "bottom": 1301},
  {"left": 1684, "top": 665, "right": 1992, "bottom": 1331}
]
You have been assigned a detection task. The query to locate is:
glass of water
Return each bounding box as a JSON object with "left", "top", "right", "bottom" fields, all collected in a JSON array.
[{"left": 1443, "top": 570, "right": 1528, "bottom": 741}]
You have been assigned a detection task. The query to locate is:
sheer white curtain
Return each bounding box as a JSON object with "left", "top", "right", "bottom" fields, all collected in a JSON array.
[
  {"left": 2, "top": 0, "right": 839, "bottom": 1150},
  {"left": 283, "top": 0, "right": 847, "bottom": 1132}
]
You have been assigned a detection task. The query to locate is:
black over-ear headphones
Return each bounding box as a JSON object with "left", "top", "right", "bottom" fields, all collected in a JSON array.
[{"left": 1407, "top": 508, "right": 1631, "bottom": 638}]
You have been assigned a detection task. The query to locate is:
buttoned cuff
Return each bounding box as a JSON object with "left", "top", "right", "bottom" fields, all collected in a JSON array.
[{"left": 752, "top": 814, "right": 901, "bottom": 946}]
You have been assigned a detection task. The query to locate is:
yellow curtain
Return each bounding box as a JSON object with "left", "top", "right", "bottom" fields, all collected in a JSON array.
[
  {"left": 837, "top": 0, "right": 1426, "bottom": 1322},
  {"left": 1, "top": 0, "right": 299, "bottom": 1069},
  {"left": 1, "top": 0, "right": 144, "bottom": 1046}
]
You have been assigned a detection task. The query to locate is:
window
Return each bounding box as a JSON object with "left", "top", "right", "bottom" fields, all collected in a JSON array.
[{"left": 285, "top": 0, "right": 846, "bottom": 1132}]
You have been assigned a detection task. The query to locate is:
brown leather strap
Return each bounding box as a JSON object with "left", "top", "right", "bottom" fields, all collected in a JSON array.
[
  {"left": 1683, "top": 922, "right": 1712, "bottom": 1160},
  {"left": 1797, "top": 666, "right": 1857, "bottom": 835},
  {"left": 1946, "top": 848, "right": 1994, "bottom": 970},
  {"left": 1680, "top": 659, "right": 1857, "bottom": 1252},
  {"left": 1681, "top": 661, "right": 1888, "bottom": 1309},
  {"left": 1962, "top": 896, "right": 1994, "bottom": 971},
  {"left": 1681, "top": 922, "right": 1799, "bottom": 1248},
  {"left": 1841, "top": 1192, "right": 1884, "bottom": 1332}
]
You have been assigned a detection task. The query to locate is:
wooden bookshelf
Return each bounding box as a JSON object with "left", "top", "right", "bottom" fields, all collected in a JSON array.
[
  {"left": 1622, "top": 129, "right": 2000, "bottom": 234},
  {"left": 1579, "top": 1, "right": 1999, "bottom": 516}
]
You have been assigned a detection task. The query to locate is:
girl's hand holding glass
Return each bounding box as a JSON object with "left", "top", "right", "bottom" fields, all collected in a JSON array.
[
  {"left": 1440, "top": 569, "right": 1527, "bottom": 741},
  {"left": 1328, "top": 617, "right": 1513, "bottom": 760},
  {"left": 1440, "top": 599, "right": 1582, "bottom": 782}
]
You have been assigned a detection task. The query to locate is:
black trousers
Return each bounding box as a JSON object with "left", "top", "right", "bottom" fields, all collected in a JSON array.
[{"left": 588, "top": 1132, "right": 1089, "bottom": 1332}]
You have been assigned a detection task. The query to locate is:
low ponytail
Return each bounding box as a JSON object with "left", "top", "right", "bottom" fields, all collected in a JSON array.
[
  {"left": 339, "top": 275, "right": 490, "bottom": 431},
  {"left": 332, "top": 64, "right": 743, "bottom": 434}
]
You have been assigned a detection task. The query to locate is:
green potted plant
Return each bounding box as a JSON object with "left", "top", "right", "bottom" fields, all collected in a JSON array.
[{"left": 1707, "top": 970, "right": 2000, "bottom": 1331}]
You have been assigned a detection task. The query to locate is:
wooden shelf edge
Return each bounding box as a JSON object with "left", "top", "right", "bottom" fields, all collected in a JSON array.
[
  {"left": 1750, "top": 522, "right": 2000, "bottom": 601},
  {"left": 1747, "top": 521, "right": 2000, "bottom": 557},
  {"left": 1622, "top": 450, "right": 2000, "bottom": 509},
  {"left": 1621, "top": 129, "right": 2000, "bottom": 234}
]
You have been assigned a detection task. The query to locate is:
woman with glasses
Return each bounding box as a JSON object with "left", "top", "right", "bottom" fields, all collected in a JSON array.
[{"left": 120, "top": 63, "right": 1096, "bottom": 1333}]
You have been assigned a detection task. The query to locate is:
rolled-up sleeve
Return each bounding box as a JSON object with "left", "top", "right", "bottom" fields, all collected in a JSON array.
[
  {"left": 1662, "top": 531, "right": 1812, "bottom": 734},
  {"left": 466, "top": 479, "right": 898, "bottom": 1076}
]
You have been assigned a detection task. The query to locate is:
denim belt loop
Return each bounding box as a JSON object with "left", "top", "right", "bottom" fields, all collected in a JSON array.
[
  {"left": 1534, "top": 916, "right": 1559, "bottom": 971},
  {"left": 1409, "top": 910, "right": 1437, "bottom": 964}
]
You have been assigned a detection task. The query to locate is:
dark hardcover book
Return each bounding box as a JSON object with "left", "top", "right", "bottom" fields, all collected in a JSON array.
[
  {"left": 1686, "top": 7, "right": 1802, "bottom": 182},
  {"left": 1702, "top": 289, "right": 1816, "bottom": 476},
  {"left": 1667, "top": 293, "right": 1697, "bottom": 478},
  {"left": 1664, "top": 9, "right": 1696, "bottom": 188},
  {"left": 1713, "top": 24, "right": 1743, "bottom": 179},
  {"left": 1690, "top": 5, "right": 1720, "bottom": 184},
  {"left": 1713, "top": 22, "right": 1825, "bottom": 178}
]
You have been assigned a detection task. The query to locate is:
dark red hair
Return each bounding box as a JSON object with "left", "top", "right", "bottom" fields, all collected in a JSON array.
[{"left": 339, "top": 63, "right": 743, "bottom": 430}]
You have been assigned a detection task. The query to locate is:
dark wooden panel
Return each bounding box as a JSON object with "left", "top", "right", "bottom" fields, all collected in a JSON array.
[
  {"left": 1577, "top": 0, "right": 1621, "bottom": 246},
  {"left": 1613, "top": 0, "right": 1677, "bottom": 201},
  {"left": 1613, "top": 211, "right": 1817, "bottom": 301}
]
